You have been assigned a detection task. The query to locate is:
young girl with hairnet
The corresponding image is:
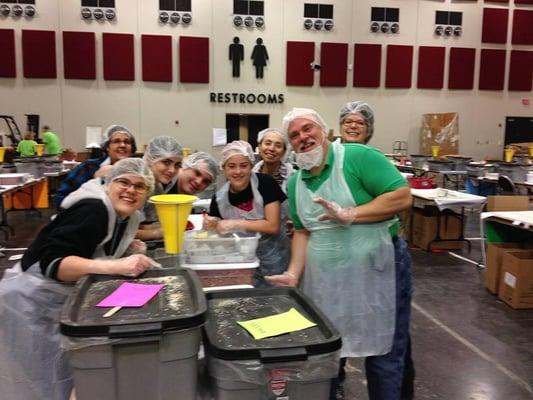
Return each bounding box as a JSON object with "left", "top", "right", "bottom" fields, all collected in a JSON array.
[
  {"left": 204, "top": 140, "right": 290, "bottom": 287},
  {"left": 136, "top": 136, "right": 184, "bottom": 241},
  {"left": 0, "top": 158, "right": 160, "bottom": 400}
]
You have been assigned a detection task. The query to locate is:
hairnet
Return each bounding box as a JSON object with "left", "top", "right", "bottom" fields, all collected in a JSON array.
[
  {"left": 182, "top": 151, "right": 218, "bottom": 181},
  {"left": 143, "top": 136, "right": 183, "bottom": 166},
  {"left": 339, "top": 101, "right": 375, "bottom": 140},
  {"left": 102, "top": 124, "right": 137, "bottom": 154},
  {"left": 257, "top": 128, "right": 288, "bottom": 149},
  {"left": 281, "top": 108, "right": 328, "bottom": 138},
  {"left": 220, "top": 140, "right": 255, "bottom": 166},
  {"left": 105, "top": 157, "right": 155, "bottom": 193}
]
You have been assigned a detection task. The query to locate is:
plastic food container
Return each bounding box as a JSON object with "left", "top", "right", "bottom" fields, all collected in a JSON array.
[
  {"left": 427, "top": 159, "right": 454, "bottom": 171},
  {"left": 183, "top": 231, "right": 260, "bottom": 264},
  {"left": 407, "top": 177, "right": 434, "bottom": 189},
  {"left": 409, "top": 154, "right": 428, "bottom": 168},
  {"left": 203, "top": 288, "right": 342, "bottom": 400},
  {"left": 60, "top": 268, "right": 206, "bottom": 400},
  {"left": 0, "top": 173, "right": 31, "bottom": 185}
]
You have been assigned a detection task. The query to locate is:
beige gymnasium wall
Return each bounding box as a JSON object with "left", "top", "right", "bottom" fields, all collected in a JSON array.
[{"left": 0, "top": 0, "right": 531, "bottom": 159}]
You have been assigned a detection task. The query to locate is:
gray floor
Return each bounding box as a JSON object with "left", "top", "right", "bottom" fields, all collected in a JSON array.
[{"left": 1, "top": 208, "right": 533, "bottom": 399}]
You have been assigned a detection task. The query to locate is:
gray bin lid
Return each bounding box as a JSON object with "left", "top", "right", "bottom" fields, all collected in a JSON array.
[
  {"left": 203, "top": 288, "right": 342, "bottom": 362},
  {"left": 60, "top": 268, "right": 206, "bottom": 338}
]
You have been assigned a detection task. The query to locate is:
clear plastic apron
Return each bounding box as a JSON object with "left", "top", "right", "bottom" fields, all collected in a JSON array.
[
  {"left": 216, "top": 173, "right": 290, "bottom": 286},
  {"left": 295, "top": 141, "right": 396, "bottom": 357},
  {"left": 0, "top": 190, "right": 139, "bottom": 400}
]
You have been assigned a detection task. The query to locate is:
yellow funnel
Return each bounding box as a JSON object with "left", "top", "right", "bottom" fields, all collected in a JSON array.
[
  {"left": 35, "top": 143, "right": 45, "bottom": 156},
  {"left": 0, "top": 147, "right": 5, "bottom": 162},
  {"left": 149, "top": 194, "right": 197, "bottom": 254},
  {"left": 431, "top": 145, "right": 440, "bottom": 158},
  {"left": 529, "top": 145, "right": 533, "bottom": 158},
  {"left": 504, "top": 148, "right": 514, "bottom": 163}
]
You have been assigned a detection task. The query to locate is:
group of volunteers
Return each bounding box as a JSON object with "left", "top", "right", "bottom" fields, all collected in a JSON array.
[
  {"left": 0, "top": 101, "right": 415, "bottom": 400},
  {"left": 15, "top": 125, "right": 63, "bottom": 157}
]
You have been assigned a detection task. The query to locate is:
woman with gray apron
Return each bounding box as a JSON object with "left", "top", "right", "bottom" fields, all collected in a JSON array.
[
  {"left": 0, "top": 158, "right": 160, "bottom": 400},
  {"left": 205, "top": 140, "right": 290, "bottom": 287}
]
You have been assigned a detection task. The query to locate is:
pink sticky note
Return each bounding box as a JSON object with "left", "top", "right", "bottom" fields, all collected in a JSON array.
[{"left": 96, "top": 282, "right": 165, "bottom": 308}]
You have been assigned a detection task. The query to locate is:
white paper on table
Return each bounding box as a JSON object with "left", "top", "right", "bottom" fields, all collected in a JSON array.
[
  {"left": 86, "top": 126, "right": 102, "bottom": 148},
  {"left": 212, "top": 128, "right": 227, "bottom": 147}
]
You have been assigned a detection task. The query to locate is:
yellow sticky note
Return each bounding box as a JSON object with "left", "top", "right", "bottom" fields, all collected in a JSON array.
[{"left": 237, "top": 308, "right": 317, "bottom": 340}]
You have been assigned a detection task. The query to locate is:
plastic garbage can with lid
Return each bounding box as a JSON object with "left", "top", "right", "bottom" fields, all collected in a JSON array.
[
  {"left": 60, "top": 268, "right": 206, "bottom": 400},
  {"left": 203, "top": 287, "right": 342, "bottom": 400}
]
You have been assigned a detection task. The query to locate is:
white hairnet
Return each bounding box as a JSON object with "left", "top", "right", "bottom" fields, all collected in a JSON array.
[
  {"left": 257, "top": 128, "right": 288, "bottom": 149},
  {"left": 182, "top": 151, "right": 218, "bottom": 181},
  {"left": 220, "top": 140, "right": 255, "bottom": 166},
  {"left": 143, "top": 136, "right": 183, "bottom": 166},
  {"left": 339, "top": 101, "right": 375, "bottom": 140},
  {"left": 102, "top": 124, "right": 137, "bottom": 153},
  {"left": 105, "top": 157, "right": 155, "bottom": 193},
  {"left": 281, "top": 108, "right": 328, "bottom": 138}
]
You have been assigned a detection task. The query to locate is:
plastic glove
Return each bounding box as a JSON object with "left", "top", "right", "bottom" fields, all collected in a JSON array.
[
  {"left": 202, "top": 215, "right": 220, "bottom": 231},
  {"left": 216, "top": 219, "right": 243, "bottom": 235},
  {"left": 93, "top": 254, "right": 161, "bottom": 278},
  {"left": 265, "top": 271, "right": 299, "bottom": 287},
  {"left": 127, "top": 239, "right": 147, "bottom": 255},
  {"left": 313, "top": 196, "right": 357, "bottom": 225}
]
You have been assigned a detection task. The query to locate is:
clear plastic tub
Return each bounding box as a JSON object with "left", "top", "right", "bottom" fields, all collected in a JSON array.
[{"left": 183, "top": 231, "right": 260, "bottom": 264}]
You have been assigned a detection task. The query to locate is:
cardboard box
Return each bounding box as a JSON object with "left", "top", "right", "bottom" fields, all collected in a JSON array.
[
  {"left": 486, "top": 196, "right": 529, "bottom": 212},
  {"left": 420, "top": 112, "right": 459, "bottom": 156},
  {"left": 485, "top": 243, "right": 529, "bottom": 294},
  {"left": 498, "top": 251, "right": 533, "bottom": 309},
  {"left": 410, "top": 206, "right": 463, "bottom": 250}
]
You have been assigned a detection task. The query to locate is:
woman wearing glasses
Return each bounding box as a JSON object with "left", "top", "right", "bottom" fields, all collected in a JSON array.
[
  {"left": 53, "top": 124, "right": 137, "bottom": 209},
  {"left": 0, "top": 158, "right": 160, "bottom": 400},
  {"left": 339, "top": 101, "right": 374, "bottom": 145}
]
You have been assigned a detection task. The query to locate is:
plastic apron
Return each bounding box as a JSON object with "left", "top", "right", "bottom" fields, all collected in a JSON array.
[
  {"left": 295, "top": 140, "right": 396, "bottom": 357},
  {"left": 142, "top": 179, "right": 177, "bottom": 223},
  {"left": 216, "top": 172, "right": 290, "bottom": 287},
  {"left": 251, "top": 162, "right": 293, "bottom": 221},
  {"left": 0, "top": 180, "right": 139, "bottom": 400}
]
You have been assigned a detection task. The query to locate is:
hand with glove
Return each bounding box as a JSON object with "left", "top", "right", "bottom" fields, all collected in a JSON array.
[
  {"left": 126, "top": 239, "right": 147, "bottom": 255},
  {"left": 265, "top": 271, "right": 299, "bottom": 287},
  {"left": 92, "top": 254, "right": 161, "bottom": 278},
  {"left": 202, "top": 214, "right": 220, "bottom": 231},
  {"left": 313, "top": 196, "right": 357, "bottom": 225},
  {"left": 216, "top": 219, "right": 243, "bottom": 235}
]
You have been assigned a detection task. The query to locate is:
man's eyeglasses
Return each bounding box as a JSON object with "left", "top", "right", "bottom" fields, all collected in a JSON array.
[
  {"left": 109, "top": 138, "right": 132, "bottom": 146},
  {"left": 112, "top": 178, "right": 149, "bottom": 194},
  {"left": 342, "top": 119, "right": 367, "bottom": 127}
]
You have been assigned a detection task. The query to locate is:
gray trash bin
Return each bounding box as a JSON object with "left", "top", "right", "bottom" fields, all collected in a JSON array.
[
  {"left": 203, "top": 288, "right": 342, "bottom": 400},
  {"left": 60, "top": 268, "right": 206, "bottom": 400}
]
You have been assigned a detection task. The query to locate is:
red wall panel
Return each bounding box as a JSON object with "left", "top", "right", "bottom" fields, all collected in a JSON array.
[
  {"left": 482, "top": 8, "right": 509, "bottom": 44},
  {"left": 353, "top": 43, "right": 381, "bottom": 88},
  {"left": 286, "top": 41, "right": 315, "bottom": 86},
  {"left": 448, "top": 47, "right": 476, "bottom": 90},
  {"left": 479, "top": 49, "right": 506, "bottom": 90},
  {"left": 320, "top": 42, "right": 348, "bottom": 87},
  {"left": 142, "top": 34, "right": 172, "bottom": 82},
  {"left": 0, "top": 29, "right": 16, "bottom": 78},
  {"left": 508, "top": 50, "right": 533, "bottom": 91},
  {"left": 22, "top": 30, "right": 56, "bottom": 79},
  {"left": 63, "top": 31, "right": 96, "bottom": 80},
  {"left": 103, "top": 33, "right": 134, "bottom": 81},
  {"left": 179, "top": 36, "right": 209, "bottom": 83},
  {"left": 512, "top": 9, "right": 533, "bottom": 45},
  {"left": 486, "top": 0, "right": 509, "bottom": 3},
  {"left": 515, "top": 0, "right": 533, "bottom": 4},
  {"left": 417, "top": 46, "right": 445, "bottom": 89},
  {"left": 385, "top": 45, "right": 413, "bottom": 88}
]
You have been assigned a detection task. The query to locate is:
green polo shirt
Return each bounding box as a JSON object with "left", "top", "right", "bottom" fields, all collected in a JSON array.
[
  {"left": 16, "top": 140, "right": 37, "bottom": 157},
  {"left": 42, "top": 131, "right": 62, "bottom": 155},
  {"left": 288, "top": 143, "right": 408, "bottom": 236}
]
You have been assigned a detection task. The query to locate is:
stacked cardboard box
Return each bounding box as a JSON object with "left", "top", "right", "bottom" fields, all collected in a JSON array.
[
  {"left": 410, "top": 206, "right": 463, "bottom": 250},
  {"left": 498, "top": 251, "right": 533, "bottom": 309},
  {"left": 485, "top": 243, "right": 532, "bottom": 294}
]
